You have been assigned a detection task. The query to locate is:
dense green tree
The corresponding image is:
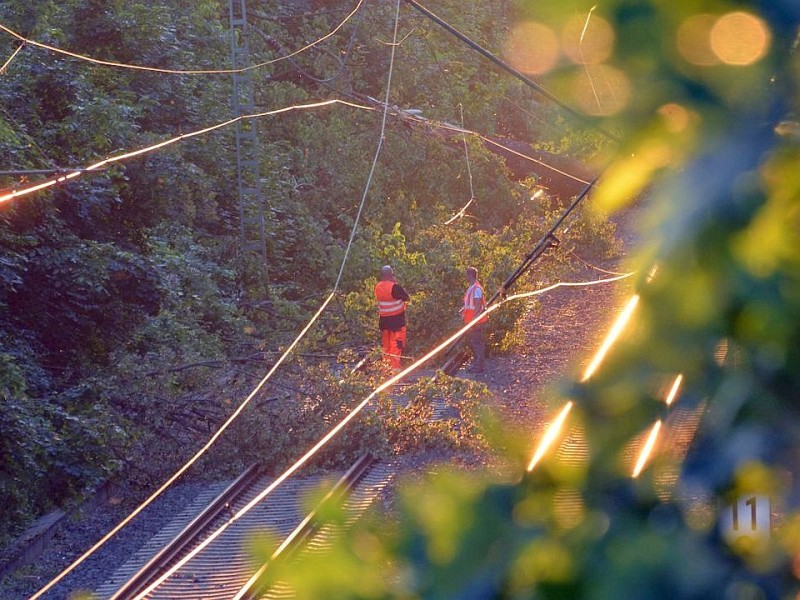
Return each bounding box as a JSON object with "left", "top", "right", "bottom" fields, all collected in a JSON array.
[
  {"left": 0, "top": 0, "right": 614, "bottom": 546},
  {"left": 257, "top": 1, "right": 800, "bottom": 599}
]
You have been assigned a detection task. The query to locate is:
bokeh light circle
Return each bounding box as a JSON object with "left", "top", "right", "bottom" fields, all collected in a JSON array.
[
  {"left": 562, "top": 13, "right": 614, "bottom": 65},
  {"left": 571, "top": 64, "right": 630, "bottom": 116},
  {"left": 676, "top": 14, "right": 719, "bottom": 66},
  {"left": 657, "top": 103, "right": 691, "bottom": 133},
  {"left": 710, "top": 11, "right": 770, "bottom": 66},
  {"left": 504, "top": 21, "right": 560, "bottom": 75}
]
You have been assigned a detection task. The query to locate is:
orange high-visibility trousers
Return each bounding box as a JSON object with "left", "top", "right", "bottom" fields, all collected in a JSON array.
[{"left": 381, "top": 327, "right": 406, "bottom": 369}]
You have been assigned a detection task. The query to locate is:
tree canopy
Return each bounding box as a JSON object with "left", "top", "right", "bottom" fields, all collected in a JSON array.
[
  {"left": 0, "top": 0, "right": 615, "bottom": 547},
  {"left": 259, "top": 1, "right": 800, "bottom": 598}
]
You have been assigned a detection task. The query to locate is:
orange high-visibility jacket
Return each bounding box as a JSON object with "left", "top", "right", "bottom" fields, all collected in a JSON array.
[
  {"left": 463, "top": 281, "right": 488, "bottom": 324},
  {"left": 375, "top": 280, "right": 406, "bottom": 317}
]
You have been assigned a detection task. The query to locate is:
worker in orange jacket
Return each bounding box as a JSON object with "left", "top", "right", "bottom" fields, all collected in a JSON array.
[
  {"left": 461, "top": 266, "right": 487, "bottom": 373},
  {"left": 374, "top": 265, "right": 410, "bottom": 370}
]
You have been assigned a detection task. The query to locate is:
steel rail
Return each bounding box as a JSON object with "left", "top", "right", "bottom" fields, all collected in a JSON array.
[
  {"left": 237, "top": 453, "right": 376, "bottom": 600},
  {"left": 107, "top": 454, "right": 379, "bottom": 599},
  {"left": 109, "top": 463, "right": 262, "bottom": 600}
]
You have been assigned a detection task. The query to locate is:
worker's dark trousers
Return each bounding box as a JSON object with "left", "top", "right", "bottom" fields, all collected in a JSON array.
[{"left": 467, "top": 323, "right": 485, "bottom": 371}]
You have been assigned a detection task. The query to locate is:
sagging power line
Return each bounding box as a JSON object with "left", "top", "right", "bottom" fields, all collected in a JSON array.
[
  {"left": 29, "top": 4, "right": 404, "bottom": 596},
  {"left": 0, "top": 0, "right": 363, "bottom": 76},
  {"left": 0, "top": 99, "right": 373, "bottom": 206},
  {"left": 400, "top": 0, "right": 620, "bottom": 143}
]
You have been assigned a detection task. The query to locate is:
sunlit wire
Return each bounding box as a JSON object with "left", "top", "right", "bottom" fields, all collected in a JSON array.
[
  {"left": 632, "top": 419, "right": 662, "bottom": 478},
  {"left": 429, "top": 118, "right": 593, "bottom": 186},
  {"left": 0, "top": 42, "right": 24, "bottom": 74},
  {"left": 0, "top": 0, "right": 363, "bottom": 75},
  {"left": 579, "top": 6, "right": 603, "bottom": 113},
  {"left": 125, "top": 8, "right": 406, "bottom": 597},
  {"left": 444, "top": 103, "right": 476, "bottom": 225},
  {"left": 527, "top": 401, "right": 575, "bottom": 472},
  {"left": 525, "top": 283, "right": 637, "bottom": 472},
  {"left": 568, "top": 249, "right": 628, "bottom": 276},
  {"left": 32, "top": 38, "right": 393, "bottom": 600},
  {"left": 361, "top": 97, "right": 593, "bottom": 188},
  {"left": 629, "top": 373, "right": 685, "bottom": 479},
  {"left": 133, "top": 270, "right": 632, "bottom": 598},
  {"left": 665, "top": 373, "right": 683, "bottom": 406},
  {"left": 502, "top": 273, "right": 632, "bottom": 304},
  {"left": 580, "top": 294, "right": 639, "bottom": 382},
  {"left": 0, "top": 98, "right": 373, "bottom": 206},
  {"left": 35, "top": 294, "right": 336, "bottom": 600}
]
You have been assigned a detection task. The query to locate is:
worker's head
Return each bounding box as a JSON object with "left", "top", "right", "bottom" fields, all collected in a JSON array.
[
  {"left": 380, "top": 265, "right": 394, "bottom": 281},
  {"left": 466, "top": 266, "right": 478, "bottom": 283}
]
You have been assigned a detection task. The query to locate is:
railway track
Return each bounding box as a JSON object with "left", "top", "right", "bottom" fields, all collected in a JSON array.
[
  {"left": 86, "top": 281, "right": 702, "bottom": 600},
  {"left": 96, "top": 454, "right": 392, "bottom": 600},
  {"left": 73, "top": 355, "right": 457, "bottom": 600}
]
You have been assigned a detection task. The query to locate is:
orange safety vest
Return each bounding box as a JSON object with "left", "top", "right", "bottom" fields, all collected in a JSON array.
[
  {"left": 375, "top": 280, "right": 406, "bottom": 317},
  {"left": 463, "top": 281, "right": 488, "bottom": 324}
]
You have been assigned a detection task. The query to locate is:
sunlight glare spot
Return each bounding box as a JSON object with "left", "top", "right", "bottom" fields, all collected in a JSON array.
[
  {"left": 710, "top": 12, "right": 770, "bottom": 66},
  {"left": 581, "top": 295, "right": 639, "bottom": 382},
  {"left": 657, "top": 103, "right": 691, "bottom": 133},
  {"left": 632, "top": 420, "right": 662, "bottom": 478},
  {"left": 527, "top": 401, "right": 574, "bottom": 472},
  {"left": 504, "top": 21, "right": 560, "bottom": 75},
  {"left": 664, "top": 374, "right": 683, "bottom": 406},
  {"left": 676, "top": 14, "right": 719, "bottom": 66},
  {"left": 562, "top": 13, "right": 614, "bottom": 65}
]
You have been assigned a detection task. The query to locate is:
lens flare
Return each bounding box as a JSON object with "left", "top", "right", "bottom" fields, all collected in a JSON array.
[
  {"left": 527, "top": 401, "right": 574, "bottom": 472},
  {"left": 562, "top": 12, "right": 614, "bottom": 65},
  {"left": 676, "top": 14, "right": 719, "bottom": 66},
  {"left": 504, "top": 21, "right": 560, "bottom": 75},
  {"left": 581, "top": 295, "right": 639, "bottom": 382},
  {"left": 710, "top": 12, "right": 770, "bottom": 66},
  {"left": 664, "top": 374, "right": 683, "bottom": 406},
  {"left": 632, "top": 420, "right": 662, "bottom": 478}
]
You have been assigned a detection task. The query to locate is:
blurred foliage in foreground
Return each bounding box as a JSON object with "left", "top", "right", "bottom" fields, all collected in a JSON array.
[{"left": 256, "top": 1, "right": 800, "bottom": 598}]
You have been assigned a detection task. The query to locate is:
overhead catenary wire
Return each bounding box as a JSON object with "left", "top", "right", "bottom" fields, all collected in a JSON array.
[
  {"left": 0, "top": 97, "right": 592, "bottom": 210},
  {"left": 392, "top": 110, "right": 593, "bottom": 186},
  {"left": 129, "top": 269, "right": 632, "bottom": 600},
  {"left": 30, "top": 13, "right": 399, "bottom": 591},
  {"left": 400, "top": 0, "right": 620, "bottom": 143},
  {"left": 356, "top": 97, "right": 593, "bottom": 187},
  {"left": 125, "top": 3, "right": 406, "bottom": 598},
  {"left": 444, "top": 103, "right": 476, "bottom": 225},
  {"left": 0, "top": 98, "right": 374, "bottom": 206},
  {"left": 0, "top": 0, "right": 363, "bottom": 75},
  {"left": 0, "top": 41, "right": 23, "bottom": 74},
  {"left": 251, "top": 0, "right": 366, "bottom": 86}
]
